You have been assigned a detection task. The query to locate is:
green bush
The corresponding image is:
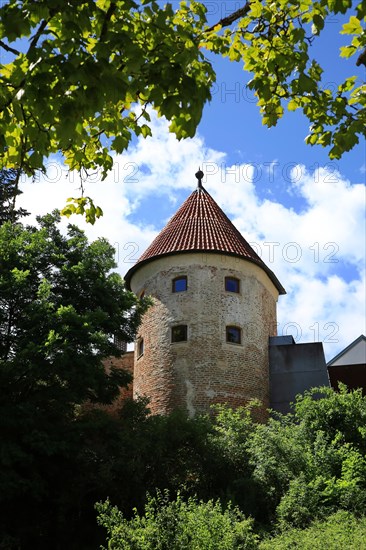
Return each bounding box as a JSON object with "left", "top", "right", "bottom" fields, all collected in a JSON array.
[
  {"left": 275, "top": 443, "right": 366, "bottom": 530},
  {"left": 259, "top": 511, "right": 366, "bottom": 549},
  {"left": 246, "top": 387, "right": 366, "bottom": 529},
  {"left": 96, "top": 491, "right": 259, "bottom": 550}
]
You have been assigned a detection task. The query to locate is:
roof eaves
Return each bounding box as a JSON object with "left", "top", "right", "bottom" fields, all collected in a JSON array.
[{"left": 124, "top": 248, "right": 286, "bottom": 294}]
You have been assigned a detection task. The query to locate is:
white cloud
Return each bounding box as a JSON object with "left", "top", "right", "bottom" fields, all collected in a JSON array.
[{"left": 17, "top": 113, "right": 365, "bottom": 361}]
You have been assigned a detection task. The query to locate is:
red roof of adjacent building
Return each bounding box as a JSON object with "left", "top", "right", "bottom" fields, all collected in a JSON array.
[{"left": 125, "top": 184, "right": 285, "bottom": 294}]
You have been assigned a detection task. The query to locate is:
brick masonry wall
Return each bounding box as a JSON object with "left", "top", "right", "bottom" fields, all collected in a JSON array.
[
  {"left": 96, "top": 352, "right": 134, "bottom": 415},
  {"left": 130, "top": 253, "right": 281, "bottom": 419}
]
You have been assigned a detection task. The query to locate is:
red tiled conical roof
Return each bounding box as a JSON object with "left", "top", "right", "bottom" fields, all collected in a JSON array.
[{"left": 125, "top": 186, "right": 285, "bottom": 294}]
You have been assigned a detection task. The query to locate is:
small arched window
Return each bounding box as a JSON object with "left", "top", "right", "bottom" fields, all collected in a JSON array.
[
  {"left": 172, "top": 276, "right": 187, "bottom": 292},
  {"left": 226, "top": 326, "right": 241, "bottom": 344},
  {"left": 225, "top": 277, "right": 240, "bottom": 293}
]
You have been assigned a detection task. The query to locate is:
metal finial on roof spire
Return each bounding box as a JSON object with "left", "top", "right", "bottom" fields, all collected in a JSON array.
[{"left": 195, "top": 167, "right": 204, "bottom": 189}]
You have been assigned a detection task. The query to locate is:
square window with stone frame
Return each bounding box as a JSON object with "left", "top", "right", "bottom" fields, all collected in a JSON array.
[
  {"left": 171, "top": 325, "right": 188, "bottom": 342},
  {"left": 172, "top": 276, "right": 187, "bottom": 292},
  {"left": 225, "top": 277, "right": 240, "bottom": 293},
  {"left": 226, "top": 326, "right": 241, "bottom": 344}
]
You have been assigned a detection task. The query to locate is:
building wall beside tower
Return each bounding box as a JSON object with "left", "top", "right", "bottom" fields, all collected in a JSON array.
[{"left": 129, "top": 252, "right": 279, "bottom": 418}]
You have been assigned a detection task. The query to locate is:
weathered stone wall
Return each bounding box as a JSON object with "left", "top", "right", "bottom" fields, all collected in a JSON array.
[{"left": 130, "top": 253, "right": 279, "bottom": 419}]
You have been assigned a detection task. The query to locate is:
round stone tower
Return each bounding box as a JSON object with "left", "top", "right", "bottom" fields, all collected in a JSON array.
[{"left": 125, "top": 172, "right": 285, "bottom": 418}]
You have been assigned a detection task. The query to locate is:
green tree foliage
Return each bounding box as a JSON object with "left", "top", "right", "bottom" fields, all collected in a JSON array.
[
  {"left": 96, "top": 491, "right": 258, "bottom": 550},
  {"left": 1, "top": 376, "right": 366, "bottom": 547},
  {"left": 95, "top": 387, "right": 366, "bottom": 541},
  {"left": 0, "top": 213, "right": 147, "bottom": 547},
  {"left": 0, "top": 0, "right": 214, "bottom": 180},
  {"left": 248, "top": 386, "right": 366, "bottom": 529},
  {"left": 97, "top": 499, "right": 366, "bottom": 550},
  {"left": 72, "top": 404, "right": 212, "bottom": 524},
  {"left": 294, "top": 384, "right": 366, "bottom": 452},
  {"left": 214, "top": 0, "right": 366, "bottom": 159},
  {"left": 259, "top": 511, "right": 366, "bottom": 550},
  {"left": 201, "top": 403, "right": 265, "bottom": 520},
  {"left": 92, "top": 387, "right": 366, "bottom": 543},
  {"left": 0, "top": 167, "right": 29, "bottom": 224},
  {"left": 0, "top": 0, "right": 364, "bottom": 196}
]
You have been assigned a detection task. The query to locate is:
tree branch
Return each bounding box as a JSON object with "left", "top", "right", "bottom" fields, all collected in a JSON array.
[
  {"left": 0, "top": 40, "right": 20, "bottom": 56},
  {"left": 27, "top": 18, "right": 49, "bottom": 55},
  {"left": 0, "top": 16, "right": 54, "bottom": 114},
  {"left": 100, "top": 2, "right": 117, "bottom": 41},
  {"left": 205, "top": 2, "right": 251, "bottom": 32}
]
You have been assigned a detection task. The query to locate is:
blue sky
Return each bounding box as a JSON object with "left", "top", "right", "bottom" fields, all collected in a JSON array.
[{"left": 7, "top": 2, "right": 365, "bottom": 361}]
